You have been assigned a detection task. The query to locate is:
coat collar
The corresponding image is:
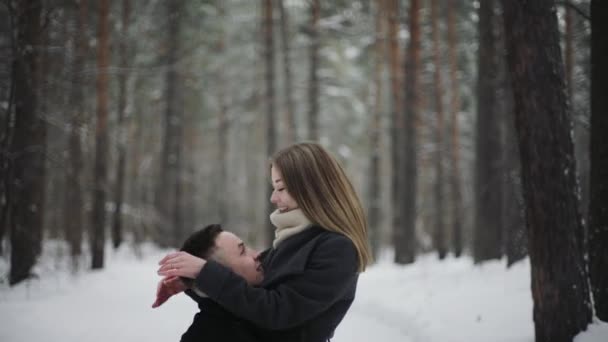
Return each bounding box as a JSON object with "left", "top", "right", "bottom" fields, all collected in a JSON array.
[{"left": 261, "top": 226, "right": 326, "bottom": 287}]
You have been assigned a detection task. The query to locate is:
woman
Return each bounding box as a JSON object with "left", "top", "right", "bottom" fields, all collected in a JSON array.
[{"left": 157, "top": 142, "right": 372, "bottom": 341}]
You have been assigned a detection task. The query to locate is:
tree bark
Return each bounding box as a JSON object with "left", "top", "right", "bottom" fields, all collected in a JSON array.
[
  {"left": 216, "top": 3, "right": 228, "bottom": 224},
  {"left": 367, "top": 0, "right": 385, "bottom": 259},
  {"left": 588, "top": 0, "right": 608, "bottom": 322},
  {"left": 277, "top": 0, "right": 296, "bottom": 144},
  {"left": 9, "top": 0, "right": 45, "bottom": 285},
  {"left": 91, "top": 0, "right": 110, "bottom": 269},
  {"left": 65, "top": 0, "right": 88, "bottom": 263},
  {"left": 387, "top": 0, "right": 403, "bottom": 261},
  {"left": 395, "top": 0, "right": 421, "bottom": 265},
  {"left": 501, "top": 57, "right": 527, "bottom": 267},
  {"left": 501, "top": 0, "right": 592, "bottom": 340},
  {"left": 307, "top": 0, "right": 320, "bottom": 141},
  {"left": 112, "top": 0, "right": 131, "bottom": 250},
  {"left": 495, "top": 7, "right": 527, "bottom": 267},
  {"left": 158, "top": 1, "right": 183, "bottom": 248},
  {"left": 564, "top": 5, "right": 574, "bottom": 104},
  {"left": 447, "top": 0, "right": 463, "bottom": 258},
  {"left": 431, "top": 0, "right": 446, "bottom": 259},
  {"left": 0, "top": 4, "right": 16, "bottom": 256},
  {"left": 263, "top": 0, "right": 277, "bottom": 246},
  {"left": 474, "top": 0, "right": 503, "bottom": 263}
]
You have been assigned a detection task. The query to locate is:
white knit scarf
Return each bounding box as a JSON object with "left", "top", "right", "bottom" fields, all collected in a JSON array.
[{"left": 270, "top": 208, "right": 312, "bottom": 248}]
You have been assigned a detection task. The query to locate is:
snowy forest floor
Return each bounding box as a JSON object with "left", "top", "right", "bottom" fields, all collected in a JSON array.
[{"left": 0, "top": 242, "right": 606, "bottom": 342}]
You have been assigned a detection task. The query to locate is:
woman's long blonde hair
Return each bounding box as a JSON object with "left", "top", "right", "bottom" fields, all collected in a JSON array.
[{"left": 271, "top": 142, "right": 372, "bottom": 272}]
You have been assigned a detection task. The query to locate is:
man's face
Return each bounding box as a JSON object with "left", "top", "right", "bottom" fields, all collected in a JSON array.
[{"left": 213, "top": 232, "right": 263, "bottom": 286}]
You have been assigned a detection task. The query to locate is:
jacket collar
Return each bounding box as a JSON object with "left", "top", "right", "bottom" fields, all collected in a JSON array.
[{"left": 261, "top": 226, "right": 326, "bottom": 287}]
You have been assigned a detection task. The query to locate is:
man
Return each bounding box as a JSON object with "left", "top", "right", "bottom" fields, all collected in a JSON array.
[{"left": 152, "top": 224, "right": 264, "bottom": 342}]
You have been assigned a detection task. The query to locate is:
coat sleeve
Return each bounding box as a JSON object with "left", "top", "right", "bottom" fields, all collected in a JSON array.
[{"left": 193, "top": 234, "right": 358, "bottom": 330}]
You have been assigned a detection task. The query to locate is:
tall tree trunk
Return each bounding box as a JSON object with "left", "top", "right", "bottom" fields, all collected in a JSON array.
[
  {"left": 447, "top": 0, "right": 463, "bottom": 258},
  {"left": 503, "top": 101, "right": 527, "bottom": 267},
  {"left": 158, "top": 1, "right": 183, "bottom": 248},
  {"left": 564, "top": 5, "right": 574, "bottom": 104},
  {"left": 474, "top": 0, "right": 503, "bottom": 263},
  {"left": 501, "top": 61, "right": 527, "bottom": 267},
  {"left": 263, "top": 0, "right": 277, "bottom": 246},
  {"left": 112, "top": 0, "right": 131, "bottom": 250},
  {"left": 38, "top": 8, "right": 54, "bottom": 241},
  {"left": 496, "top": 7, "right": 527, "bottom": 267},
  {"left": 387, "top": 0, "right": 403, "bottom": 261},
  {"left": 367, "top": 0, "right": 385, "bottom": 259},
  {"left": 431, "top": 0, "right": 446, "bottom": 259},
  {"left": 277, "top": 0, "right": 296, "bottom": 144},
  {"left": 501, "top": 0, "right": 592, "bottom": 340},
  {"left": 65, "top": 0, "right": 88, "bottom": 263},
  {"left": 589, "top": 0, "right": 608, "bottom": 322},
  {"left": 9, "top": 0, "right": 45, "bottom": 285},
  {"left": 130, "top": 73, "right": 145, "bottom": 252},
  {"left": 217, "top": 3, "right": 228, "bottom": 224},
  {"left": 307, "top": 0, "right": 320, "bottom": 141},
  {"left": 396, "top": 0, "right": 421, "bottom": 265},
  {"left": 564, "top": 3, "right": 589, "bottom": 223},
  {"left": 0, "top": 4, "right": 16, "bottom": 256},
  {"left": 91, "top": 0, "right": 110, "bottom": 269}
]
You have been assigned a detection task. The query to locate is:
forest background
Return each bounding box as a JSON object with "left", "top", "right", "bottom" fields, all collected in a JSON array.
[{"left": 1, "top": 1, "right": 606, "bottom": 341}]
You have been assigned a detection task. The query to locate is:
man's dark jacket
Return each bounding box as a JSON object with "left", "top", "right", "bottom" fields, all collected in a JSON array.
[
  {"left": 195, "top": 226, "right": 359, "bottom": 342},
  {"left": 180, "top": 292, "right": 260, "bottom": 342}
]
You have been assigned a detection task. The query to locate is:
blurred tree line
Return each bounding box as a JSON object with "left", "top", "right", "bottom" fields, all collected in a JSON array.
[{"left": 0, "top": 0, "right": 606, "bottom": 340}]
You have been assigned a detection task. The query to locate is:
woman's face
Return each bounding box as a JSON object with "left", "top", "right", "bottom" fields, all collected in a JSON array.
[{"left": 270, "top": 165, "right": 299, "bottom": 213}]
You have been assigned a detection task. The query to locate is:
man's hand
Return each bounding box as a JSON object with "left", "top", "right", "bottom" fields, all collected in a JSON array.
[{"left": 151, "top": 275, "right": 187, "bottom": 308}]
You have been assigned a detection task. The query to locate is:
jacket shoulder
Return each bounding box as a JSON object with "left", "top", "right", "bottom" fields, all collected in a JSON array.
[{"left": 261, "top": 226, "right": 357, "bottom": 287}]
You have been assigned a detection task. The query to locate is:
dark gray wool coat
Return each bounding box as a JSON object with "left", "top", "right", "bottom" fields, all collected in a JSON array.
[
  {"left": 195, "top": 226, "right": 359, "bottom": 342},
  {"left": 180, "top": 294, "right": 260, "bottom": 342}
]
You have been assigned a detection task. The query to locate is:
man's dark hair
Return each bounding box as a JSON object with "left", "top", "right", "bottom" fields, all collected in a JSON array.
[{"left": 180, "top": 224, "right": 223, "bottom": 259}]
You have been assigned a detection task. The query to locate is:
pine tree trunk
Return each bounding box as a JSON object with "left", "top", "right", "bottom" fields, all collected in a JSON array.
[
  {"left": 38, "top": 9, "right": 54, "bottom": 241},
  {"left": 217, "top": 3, "right": 228, "bottom": 224},
  {"left": 564, "top": 3, "right": 589, "bottom": 223},
  {"left": 396, "top": 0, "right": 421, "bottom": 265},
  {"left": 92, "top": 0, "right": 110, "bottom": 269},
  {"left": 387, "top": 0, "right": 403, "bottom": 262},
  {"left": 474, "top": 0, "right": 503, "bottom": 263},
  {"left": 447, "top": 0, "right": 463, "bottom": 258},
  {"left": 158, "top": 1, "right": 183, "bottom": 248},
  {"left": 0, "top": 5, "right": 15, "bottom": 255},
  {"left": 277, "top": 0, "right": 296, "bottom": 143},
  {"left": 367, "top": 0, "right": 385, "bottom": 259},
  {"left": 502, "top": 67, "right": 527, "bottom": 267},
  {"left": 263, "top": 0, "right": 277, "bottom": 246},
  {"left": 307, "top": 0, "right": 320, "bottom": 141},
  {"left": 130, "top": 71, "right": 146, "bottom": 252},
  {"left": 496, "top": 9, "right": 527, "bottom": 267},
  {"left": 65, "top": 0, "right": 88, "bottom": 262},
  {"left": 564, "top": 6, "right": 574, "bottom": 104},
  {"left": 9, "top": 0, "right": 45, "bottom": 285},
  {"left": 112, "top": 0, "right": 131, "bottom": 250},
  {"left": 589, "top": 0, "right": 608, "bottom": 322},
  {"left": 171, "top": 10, "right": 184, "bottom": 249},
  {"left": 501, "top": 0, "right": 592, "bottom": 340},
  {"left": 431, "top": 0, "right": 446, "bottom": 259}
]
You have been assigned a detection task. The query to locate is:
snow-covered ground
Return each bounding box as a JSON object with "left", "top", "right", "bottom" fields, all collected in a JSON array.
[{"left": 0, "top": 243, "right": 606, "bottom": 342}]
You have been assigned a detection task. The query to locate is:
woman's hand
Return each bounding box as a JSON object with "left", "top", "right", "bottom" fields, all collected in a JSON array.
[
  {"left": 157, "top": 251, "right": 207, "bottom": 279},
  {"left": 151, "top": 275, "right": 186, "bottom": 308}
]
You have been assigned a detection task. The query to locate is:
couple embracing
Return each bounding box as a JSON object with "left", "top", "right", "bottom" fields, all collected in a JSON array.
[{"left": 153, "top": 142, "right": 372, "bottom": 342}]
